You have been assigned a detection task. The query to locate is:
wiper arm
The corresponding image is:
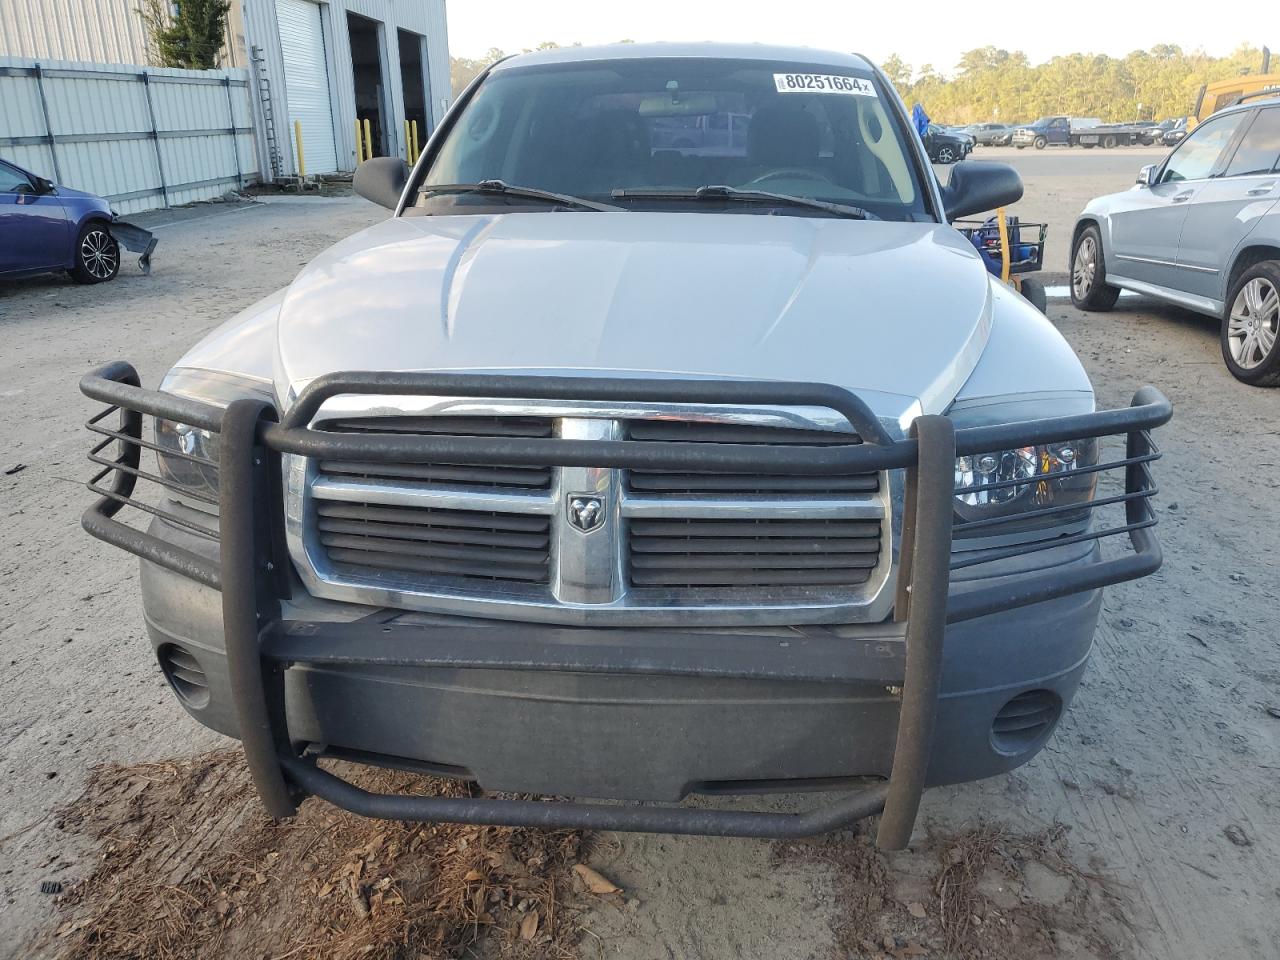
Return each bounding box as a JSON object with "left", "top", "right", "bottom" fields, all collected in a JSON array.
[
  {"left": 421, "top": 179, "right": 624, "bottom": 212},
  {"left": 611, "top": 185, "right": 874, "bottom": 220}
]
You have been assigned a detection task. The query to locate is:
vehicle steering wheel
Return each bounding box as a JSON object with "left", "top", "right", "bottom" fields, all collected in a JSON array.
[{"left": 745, "top": 168, "right": 834, "bottom": 186}]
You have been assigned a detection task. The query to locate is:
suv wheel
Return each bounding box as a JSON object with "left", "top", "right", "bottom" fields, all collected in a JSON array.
[
  {"left": 937, "top": 145, "right": 955, "bottom": 164},
  {"left": 69, "top": 222, "right": 120, "bottom": 284},
  {"left": 1034, "top": 136, "right": 1047, "bottom": 149},
  {"left": 1070, "top": 225, "right": 1121, "bottom": 311},
  {"left": 1222, "top": 262, "right": 1280, "bottom": 386}
]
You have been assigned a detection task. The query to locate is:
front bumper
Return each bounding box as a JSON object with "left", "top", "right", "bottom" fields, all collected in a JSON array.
[
  {"left": 80, "top": 364, "right": 1170, "bottom": 847},
  {"left": 141, "top": 533, "right": 1102, "bottom": 801},
  {"left": 108, "top": 220, "right": 157, "bottom": 275}
]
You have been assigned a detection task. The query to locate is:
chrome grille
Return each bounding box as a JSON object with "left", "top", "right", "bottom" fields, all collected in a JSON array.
[{"left": 288, "top": 404, "right": 894, "bottom": 626}]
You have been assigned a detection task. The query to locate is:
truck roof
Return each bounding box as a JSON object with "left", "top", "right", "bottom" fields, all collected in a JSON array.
[{"left": 490, "top": 42, "right": 875, "bottom": 74}]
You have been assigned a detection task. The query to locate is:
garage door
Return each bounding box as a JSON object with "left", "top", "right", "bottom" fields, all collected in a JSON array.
[{"left": 275, "top": 0, "right": 339, "bottom": 174}]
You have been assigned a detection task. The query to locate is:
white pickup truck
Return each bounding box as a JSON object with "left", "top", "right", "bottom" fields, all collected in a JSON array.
[{"left": 81, "top": 43, "right": 1170, "bottom": 848}]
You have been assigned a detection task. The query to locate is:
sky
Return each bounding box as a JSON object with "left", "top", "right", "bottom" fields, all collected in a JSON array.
[{"left": 444, "top": 0, "right": 1261, "bottom": 73}]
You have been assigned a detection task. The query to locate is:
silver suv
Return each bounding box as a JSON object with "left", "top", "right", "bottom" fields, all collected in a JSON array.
[
  {"left": 1071, "top": 97, "right": 1280, "bottom": 385},
  {"left": 79, "top": 43, "right": 1170, "bottom": 849}
]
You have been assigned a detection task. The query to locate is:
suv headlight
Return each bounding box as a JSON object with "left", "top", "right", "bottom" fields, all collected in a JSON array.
[
  {"left": 949, "top": 397, "right": 1099, "bottom": 534},
  {"left": 155, "top": 368, "right": 274, "bottom": 512}
]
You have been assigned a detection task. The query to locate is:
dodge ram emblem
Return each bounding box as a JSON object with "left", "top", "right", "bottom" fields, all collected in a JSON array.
[{"left": 567, "top": 495, "right": 605, "bottom": 532}]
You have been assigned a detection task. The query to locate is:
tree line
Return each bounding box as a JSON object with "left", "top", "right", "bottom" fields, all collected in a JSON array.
[
  {"left": 884, "top": 44, "right": 1268, "bottom": 124},
  {"left": 451, "top": 41, "right": 1266, "bottom": 124}
]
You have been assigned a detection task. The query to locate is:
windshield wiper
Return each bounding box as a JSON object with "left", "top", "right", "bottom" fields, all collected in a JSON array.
[
  {"left": 610, "top": 185, "right": 874, "bottom": 220},
  {"left": 421, "top": 179, "right": 624, "bottom": 212}
]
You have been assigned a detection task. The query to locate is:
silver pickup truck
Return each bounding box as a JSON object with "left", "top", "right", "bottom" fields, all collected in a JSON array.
[{"left": 81, "top": 43, "right": 1170, "bottom": 849}]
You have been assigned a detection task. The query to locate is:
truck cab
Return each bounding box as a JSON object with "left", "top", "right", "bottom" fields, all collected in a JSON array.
[{"left": 1012, "top": 116, "right": 1071, "bottom": 149}]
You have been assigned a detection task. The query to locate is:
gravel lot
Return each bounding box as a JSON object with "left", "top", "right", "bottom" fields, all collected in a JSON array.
[{"left": 2, "top": 151, "right": 1278, "bottom": 959}]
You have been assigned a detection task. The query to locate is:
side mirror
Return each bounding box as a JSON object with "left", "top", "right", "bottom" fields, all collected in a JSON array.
[
  {"left": 33, "top": 176, "right": 56, "bottom": 195},
  {"left": 354, "top": 156, "right": 410, "bottom": 210},
  {"left": 1136, "top": 164, "right": 1157, "bottom": 186},
  {"left": 940, "top": 161, "right": 1023, "bottom": 221}
]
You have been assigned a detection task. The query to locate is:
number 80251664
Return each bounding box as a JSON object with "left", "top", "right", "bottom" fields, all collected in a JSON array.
[{"left": 772, "top": 73, "right": 877, "bottom": 97}]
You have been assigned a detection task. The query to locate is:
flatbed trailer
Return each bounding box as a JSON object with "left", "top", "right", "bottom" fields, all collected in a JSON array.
[
  {"left": 1012, "top": 117, "right": 1156, "bottom": 149},
  {"left": 1074, "top": 123, "right": 1156, "bottom": 148}
]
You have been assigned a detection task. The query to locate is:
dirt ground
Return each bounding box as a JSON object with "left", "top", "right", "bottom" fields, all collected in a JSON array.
[{"left": 2, "top": 152, "right": 1278, "bottom": 959}]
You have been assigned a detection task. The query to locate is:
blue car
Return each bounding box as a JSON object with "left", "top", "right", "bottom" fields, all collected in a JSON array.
[{"left": 0, "top": 158, "right": 155, "bottom": 284}]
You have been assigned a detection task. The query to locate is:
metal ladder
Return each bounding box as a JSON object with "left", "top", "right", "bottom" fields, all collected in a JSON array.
[{"left": 251, "top": 46, "right": 283, "bottom": 182}]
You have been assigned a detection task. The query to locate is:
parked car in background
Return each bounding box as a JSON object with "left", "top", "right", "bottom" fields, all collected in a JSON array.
[
  {"left": 924, "top": 123, "right": 971, "bottom": 163},
  {"left": 1071, "top": 97, "right": 1280, "bottom": 385},
  {"left": 1127, "top": 120, "right": 1161, "bottom": 145},
  {"left": 650, "top": 111, "right": 752, "bottom": 156},
  {"left": 1162, "top": 118, "right": 1189, "bottom": 146},
  {"left": 77, "top": 42, "right": 1171, "bottom": 850},
  {"left": 966, "top": 123, "right": 1014, "bottom": 146},
  {"left": 0, "top": 158, "right": 154, "bottom": 283},
  {"left": 1141, "top": 119, "right": 1177, "bottom": 145}
]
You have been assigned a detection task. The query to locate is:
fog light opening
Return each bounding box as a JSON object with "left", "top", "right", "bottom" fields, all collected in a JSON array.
[
  {"left": 990, "top": 688, "right": 1061, "bottom": 756},
  {"left": 158, "top": 643, "right": 210, "bottom": 709}
]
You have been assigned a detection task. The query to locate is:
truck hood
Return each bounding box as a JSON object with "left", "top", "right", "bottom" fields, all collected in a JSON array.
[{"left": 274, "top": 212, "right": 993, "bottom": 417}]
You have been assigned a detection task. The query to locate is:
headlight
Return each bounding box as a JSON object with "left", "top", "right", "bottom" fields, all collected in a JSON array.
[
  {"left": 948, "top": 396, "right": 1100, "bottom": 534},
  {"left": 155, "top": 418, "right": 220, "bottom": 503},
  {"left": 155, "top": 368, "right": 274, "bottom": 512},
  {"left": 954, "top": 438, "right": 1098, "bottom": 526}
]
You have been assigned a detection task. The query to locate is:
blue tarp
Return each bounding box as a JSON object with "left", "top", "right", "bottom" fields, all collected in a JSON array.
[{"left": 911, "top": 103, "right": 930, "bottom": 139}]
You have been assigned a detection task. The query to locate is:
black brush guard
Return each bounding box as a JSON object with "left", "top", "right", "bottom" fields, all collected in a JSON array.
[{"left": 80, "top": 362, "right": 1171, "bottom": 849}]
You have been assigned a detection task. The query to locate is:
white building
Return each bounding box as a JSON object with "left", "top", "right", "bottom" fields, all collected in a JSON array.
[{"left": 0, "top": 0, "right": 452, "bottom": 178}]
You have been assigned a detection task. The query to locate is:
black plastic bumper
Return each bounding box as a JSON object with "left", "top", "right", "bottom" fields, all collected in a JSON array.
[{"left": 80, "top": 363, "right": 1170, "bottom": 848}]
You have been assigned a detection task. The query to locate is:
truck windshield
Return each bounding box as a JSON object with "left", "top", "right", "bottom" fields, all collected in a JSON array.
[{"left": 414, "top": 57, "right": 929, "bottom": 222}]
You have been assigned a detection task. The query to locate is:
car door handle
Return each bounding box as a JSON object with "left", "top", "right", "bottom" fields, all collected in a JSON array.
[
  {"left": 1171, "top": 192, "right": 1194, "bottom": 203},
  {"left": 1246, "top": 182, "right": 1276, "bottom": 196}
]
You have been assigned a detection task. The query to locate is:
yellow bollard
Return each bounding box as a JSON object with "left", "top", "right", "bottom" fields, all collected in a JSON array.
[
  {"left": 363, "top": 118, "right": 373, "bottom": 161},
  {"left": 293, "top": 119, "right": 306, "bottom": 180},
  {"left": 411, "top": 120, "right": 420, "bottom": 163},
  {"left": 995, "top": 205, "right": 1011, "bottom": 283},
  {"left": 355, "top": 118, "right": 364, "bottom": 164}
]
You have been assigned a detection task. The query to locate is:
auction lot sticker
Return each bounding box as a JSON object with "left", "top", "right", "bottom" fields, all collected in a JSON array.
[{"left": 773, "top": 73, "right": 876, "bottom": 96}]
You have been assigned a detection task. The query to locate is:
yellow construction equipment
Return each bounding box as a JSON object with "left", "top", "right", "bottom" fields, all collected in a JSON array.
[{"left": 1191, "top": 73, "right": 1280, "bottom": 129}]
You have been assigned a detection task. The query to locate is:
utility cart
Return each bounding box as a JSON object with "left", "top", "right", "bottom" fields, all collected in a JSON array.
[{"left": 956, "top": 209, "right": 1048, "bottom": 313}]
